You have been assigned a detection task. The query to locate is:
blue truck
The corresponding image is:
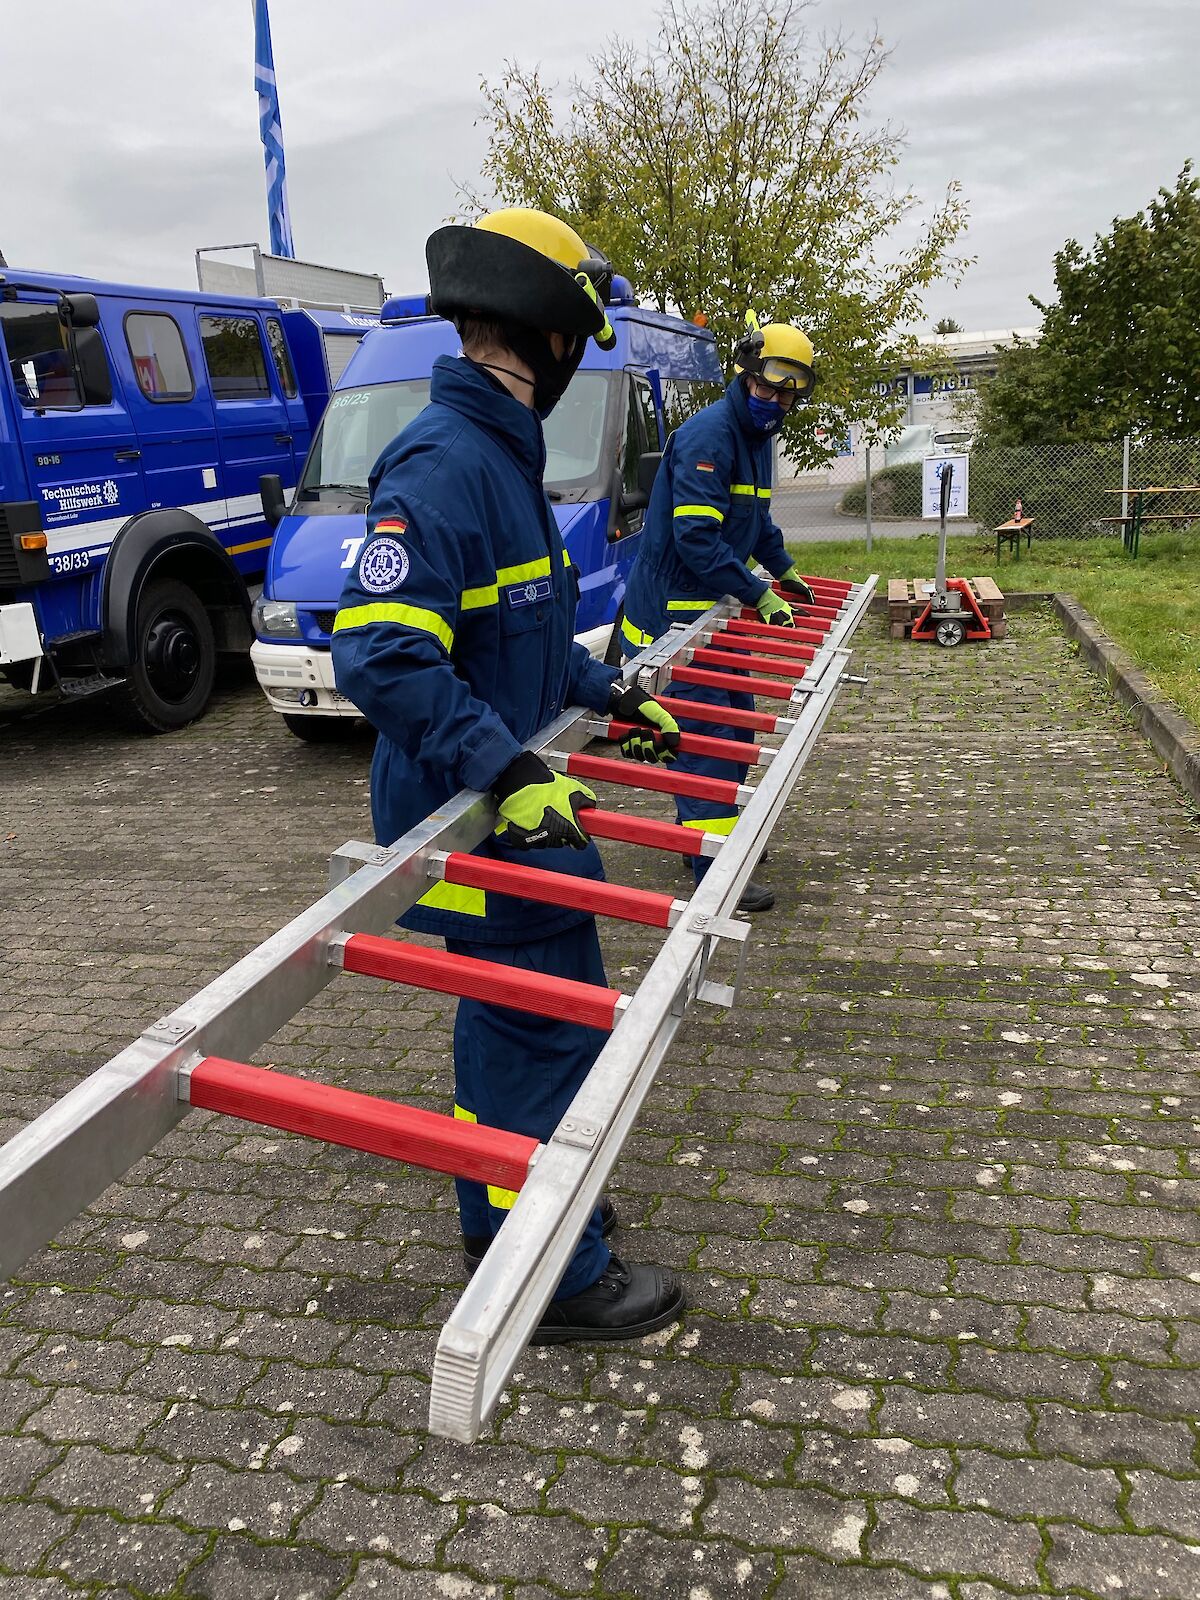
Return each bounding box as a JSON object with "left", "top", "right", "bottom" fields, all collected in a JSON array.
[
  {"left": 250, "top": 278, "right": 724, "bottom": 740},
  {"left": 0, "top": 267, "right": 375, "bottom": 730}
]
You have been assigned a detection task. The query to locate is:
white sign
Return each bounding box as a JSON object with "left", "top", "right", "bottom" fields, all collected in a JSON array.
[{"left": 922, "top": 454, "right": 969, "bottom": 518}]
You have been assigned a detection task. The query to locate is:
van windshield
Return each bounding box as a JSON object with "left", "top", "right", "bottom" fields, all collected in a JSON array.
[{"left": 298, "top": 371, "right": 614, "bottom": 503}]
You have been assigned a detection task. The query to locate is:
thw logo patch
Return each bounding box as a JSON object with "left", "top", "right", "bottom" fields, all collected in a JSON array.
[{"left": 506, "top": 577, "right": 553, "bottom": 608}]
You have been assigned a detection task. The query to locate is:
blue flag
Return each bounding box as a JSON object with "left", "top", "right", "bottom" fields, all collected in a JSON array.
[{"left": 253, "top": 0, "right": 295, "bottom": 258}]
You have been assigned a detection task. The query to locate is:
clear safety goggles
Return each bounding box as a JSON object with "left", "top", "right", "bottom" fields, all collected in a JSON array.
[{"left": 755, "top": 355, "right": 817, "bottom": 397}]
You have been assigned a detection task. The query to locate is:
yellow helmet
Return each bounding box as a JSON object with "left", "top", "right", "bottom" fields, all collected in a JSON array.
[
  {"left": 733, "top": 312, "right": 817, "bottom": 398},
  {"left": 426, "top": 207, "right": 615, "bottom": 350}
]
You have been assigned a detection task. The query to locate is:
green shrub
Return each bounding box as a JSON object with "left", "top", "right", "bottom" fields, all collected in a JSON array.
[{"left": 838, "top": 461, "right": 922, "bottom": 518}]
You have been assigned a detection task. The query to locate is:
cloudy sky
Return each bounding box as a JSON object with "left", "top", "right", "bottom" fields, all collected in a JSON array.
[{"left": 1, "top": 0, "right": 1192, "bottom": 334}]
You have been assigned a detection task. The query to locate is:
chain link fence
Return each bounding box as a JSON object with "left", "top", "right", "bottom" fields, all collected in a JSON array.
[{"left": 771, "top": 436, "right": 1200, "bottom": 544}]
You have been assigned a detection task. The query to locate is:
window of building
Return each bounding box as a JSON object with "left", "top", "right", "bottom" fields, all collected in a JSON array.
[
  {"left": 124, "top": 312, "right": 194, "bottom": 401},
  {"left": 0, "top": 302, "right": 113, "bottom": 409},
  {"left": 265, "top": 316, "right": 298, "bottom": 398},
  {"left": 199, "top": 314, "right": 271, "bottom": 400}
]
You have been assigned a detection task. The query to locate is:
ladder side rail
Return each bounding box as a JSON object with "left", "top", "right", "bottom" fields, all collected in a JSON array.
[
  {"left": 429, "top": 642, "right": 858, "bottom": 1441},
  {"left": 0, "top": 608, "right": 735, "bottom": 1280}
]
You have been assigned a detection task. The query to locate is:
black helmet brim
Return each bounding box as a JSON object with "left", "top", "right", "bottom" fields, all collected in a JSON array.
[{"left": 426, "top": 225, "right": 606, "bottom": 341}]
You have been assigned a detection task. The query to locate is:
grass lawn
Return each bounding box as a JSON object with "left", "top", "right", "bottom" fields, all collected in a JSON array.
[{"left": 787, "top": 530, "right": 1200, "bottom": 729}]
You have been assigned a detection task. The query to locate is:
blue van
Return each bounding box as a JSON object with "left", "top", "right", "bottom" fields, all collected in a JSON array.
[
  {"left": 0, "top": 269, "right": 372, "bottom": 730},
  {"left": 250, "top": 280, "right": 723, "bottom": 740}
]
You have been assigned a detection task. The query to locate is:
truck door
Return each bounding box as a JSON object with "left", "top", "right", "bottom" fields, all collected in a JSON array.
[
  {"left": 196, "top": 310, "right": 297, "bottom": 572},
  {"left": 0, "top": 299, "right": 148, "bottom": 584},
  {"left": 120, "top": 306, "right": 228, "bottom": 531}
]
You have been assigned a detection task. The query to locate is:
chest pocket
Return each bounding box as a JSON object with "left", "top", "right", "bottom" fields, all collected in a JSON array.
[{"left": 499, "top": 573, "right": 555, "bottom": 636}]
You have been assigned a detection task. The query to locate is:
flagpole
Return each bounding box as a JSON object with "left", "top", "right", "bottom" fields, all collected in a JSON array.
[{"left": 253, "top": 0, "right": 295, "bottom": 259}]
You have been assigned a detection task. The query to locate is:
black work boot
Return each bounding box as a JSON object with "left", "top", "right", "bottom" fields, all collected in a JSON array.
[
  {"left": 736, "top": 879, "right": 775, "bottom": 914},
  {"left": 463, "top": 1196, "right": 618, "bottom": 1276},
  {"left": 531, "top": 1254, "right": 685, "bottom": 1345}
]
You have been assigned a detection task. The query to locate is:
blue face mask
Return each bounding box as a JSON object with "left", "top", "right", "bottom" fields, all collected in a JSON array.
[{"left": 745, "top": 391, "right": 786, "bottom": 433}]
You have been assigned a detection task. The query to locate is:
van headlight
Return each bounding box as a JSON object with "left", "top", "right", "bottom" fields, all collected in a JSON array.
[{"left": 252, "top": 597, "right": 302, "bottom": 639}]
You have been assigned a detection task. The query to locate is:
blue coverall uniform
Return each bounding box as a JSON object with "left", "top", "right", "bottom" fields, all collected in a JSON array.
[
  {"left": 622, "top": 377, "right": 794, "bottom": 878},
  {"left": 331, "top": 355, "right": 619, "bottom": 1298}
]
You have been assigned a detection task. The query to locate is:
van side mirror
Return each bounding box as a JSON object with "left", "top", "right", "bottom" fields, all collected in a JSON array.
[
  {"left": 60, "top": 293, "right": 100, "bottom": 329},
  {"left": 259, "top": 473, "right": 287, "bottom": 528},
  {"left": 637, "top": 451, "right": 662, "bottom": 500}
]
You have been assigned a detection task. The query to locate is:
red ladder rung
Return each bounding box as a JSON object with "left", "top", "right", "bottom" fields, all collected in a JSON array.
[
  {"left": 442, "top": 852, "right": 678, "bottom": 928},
  {"left": 768, "top": 596, "right": 841, "bottom": 621},
  {"left": 566, "top": 751, "right": 741, "bottom": 804},
  {"left": 189, "top": 1057, "right": 539, "bottom": 1189},
  {"left": 605, "top": 719, "right": 762, "bottom": 766},
  {"left": 343, "top": 935, "right": 626, "bottom": 1031},
  {"left": 800, "top": 575, "right": 853, "bottom": 595},
  {"left": 715, "top": 629, "right": 818, "bottom": 663},
  {"left": 671, "top": 665, "right": 799, "bottom": 699},
  {"left": 582, "top": 808, "right": 713, "bottom": 855},
  {"left": 654, "top": 695, "right": 781, "bottom": 733},
  {"left": 691, "top": 646, "right": 809, "bottom": 679}
]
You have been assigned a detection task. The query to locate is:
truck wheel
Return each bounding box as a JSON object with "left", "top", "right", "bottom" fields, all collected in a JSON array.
[
  {"left": 282, "top": 714, "right": 360, "bottom": 743},
  {"left": 120, "top": 579, "right": 216, "bottom": 732}
]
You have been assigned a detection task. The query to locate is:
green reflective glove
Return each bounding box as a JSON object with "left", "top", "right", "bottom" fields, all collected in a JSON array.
[
  {"left": 493, "top": 751, "right": 597, "bottom": 850},
  {"left": 755, "top": 587, "right": 796, "bottom": 628},
  {"left": 608, "top": 682, "right": 681, "bottom": 764},
  {"left": 778, "top": 565, "right": 816, "bottom": 605}
]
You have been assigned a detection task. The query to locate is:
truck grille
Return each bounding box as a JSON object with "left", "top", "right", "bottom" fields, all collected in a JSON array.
[{"left": 315, "top": 610, "right": 337, "bottom": 637}]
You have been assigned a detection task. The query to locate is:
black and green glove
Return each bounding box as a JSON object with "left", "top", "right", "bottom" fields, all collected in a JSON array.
[
  {"left": 778, "top": 565, "right": 816, "bottom": 605},
  {"left": 493, "top": 751, "right": 596, "bottom": 850},
  {"left": 755, "top": 587, "right": 796, "bottom": 628},
  {"left": 607, "top": 682, "right": 682, "bottom": 764}
]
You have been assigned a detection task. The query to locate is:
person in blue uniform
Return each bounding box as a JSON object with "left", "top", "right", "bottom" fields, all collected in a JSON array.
[
  {"left": 331, "top": 208, "right": 685, "bottom": 1342},
  {"left": 621, "top": 315, "right": 820, "bottom": 914}
]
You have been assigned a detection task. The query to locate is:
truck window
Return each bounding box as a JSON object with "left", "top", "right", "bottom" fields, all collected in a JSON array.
[
  {"left": 124, "top": 312, "right": 194, "bottom": 401},
  {"left": 265, "top": 316, "right": 298, "bottom": 398},
  {"left": 621, "top": 376, "right": 656, "bottom": 492},
  {"left": 299, "top": 373, "right": 615, "bottom": 503},
  {"left": 0, "top": 301, "right": 113, "bottom": 409},
  {"left": 660, "top": 378, "right": 720, "bottom": 436},
  {"left": 199, "top": 314, "right": 271, "bottom": 400}
]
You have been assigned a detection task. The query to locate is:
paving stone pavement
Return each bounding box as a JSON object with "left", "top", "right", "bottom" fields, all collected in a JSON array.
[{"left": 1, "top": 608, "right": 1198, "bottom": 1600}]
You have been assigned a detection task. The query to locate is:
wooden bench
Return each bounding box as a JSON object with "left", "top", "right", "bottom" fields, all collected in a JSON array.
[{"left": 995, "top": 516, "right": 1034, "bottom": 560}]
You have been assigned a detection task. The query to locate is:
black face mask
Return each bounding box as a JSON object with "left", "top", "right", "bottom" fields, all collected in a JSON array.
[{"left": 502, "top": 321, "right": 585, "bottom": 418}]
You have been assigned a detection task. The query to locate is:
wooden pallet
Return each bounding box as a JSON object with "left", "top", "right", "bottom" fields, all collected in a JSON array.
[{"left": 887, "top": 577, "right": 1007, "bottom": 640}]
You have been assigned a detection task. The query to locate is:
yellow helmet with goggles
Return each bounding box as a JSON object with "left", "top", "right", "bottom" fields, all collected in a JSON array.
[{"left": 733, "top": 312, "right": 817, "bottom": 399}]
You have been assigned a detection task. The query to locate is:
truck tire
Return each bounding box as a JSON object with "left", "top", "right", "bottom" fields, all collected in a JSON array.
[
  {"left": 119, "top": 578, "right": 216, "bottom": 732},
  {"left": 282, "top": 714, "right": 360, "bottom": 743}
]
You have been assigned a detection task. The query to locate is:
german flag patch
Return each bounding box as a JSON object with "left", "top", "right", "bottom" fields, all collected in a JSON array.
[
  {"left": 695, "top": 462, "right": 714, "bottom": 473},
  {"left": 375, "top": 517, "right": 408, "bottom": 534}
]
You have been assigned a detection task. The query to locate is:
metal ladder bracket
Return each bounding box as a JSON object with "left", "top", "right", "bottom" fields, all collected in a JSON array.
[
  {"left": 688, "top": 911, "right": 752, "bottom": 1010},
  {"left": 145, "top": 1018, "right": 195, "bottom": 1047}
]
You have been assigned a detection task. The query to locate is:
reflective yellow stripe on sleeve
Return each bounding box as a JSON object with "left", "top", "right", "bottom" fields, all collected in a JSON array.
[
  {"left": 332, "top": 603, "right": 454, "bottom": 653},
  {"left": 621, "top": 615, "right": 656, "bottom": 648},
  {"left": 666, "top": 598, "right": 720, "bottom": 612},
  {"left": 417, "top": 882, "right": 486, "bottom": 917},
  {"left": 730, "top": 485, "right": 772, "bottom": 500},
  {"left": 674, "top": 504, "right": 725, "bottom": 522},
  {"left": 683, "top": 815, "right": 739, "bottom": 835},
  {"left": 461, "top": 556, "right": 555, "bottom": 612}
]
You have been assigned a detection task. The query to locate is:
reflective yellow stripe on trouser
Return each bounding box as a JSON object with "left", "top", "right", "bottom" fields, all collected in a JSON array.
[
  {"left": 683, "top": 815, "right": 739, "bottom": 835},
  {"left": 332, "top": 602, "right": 454, "bottom": 653},
  {"left": 454, "top": 1103, "right": 516, "bottom": 1210},
  {"left": 621, "top": 615, "right": 655, "bottom": 649}
]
